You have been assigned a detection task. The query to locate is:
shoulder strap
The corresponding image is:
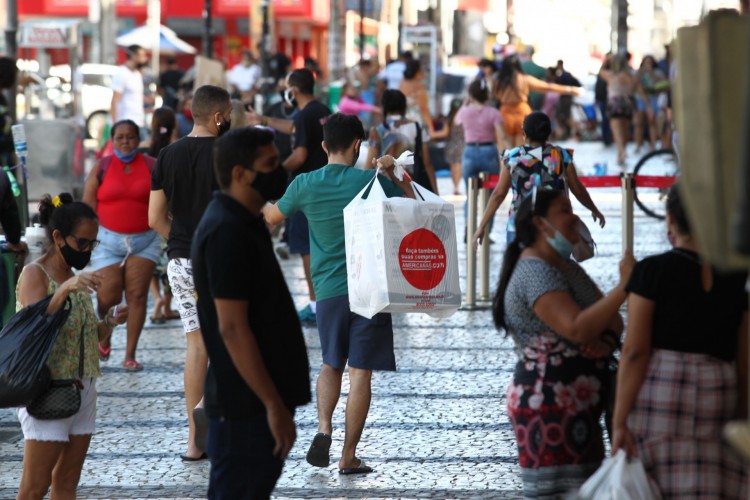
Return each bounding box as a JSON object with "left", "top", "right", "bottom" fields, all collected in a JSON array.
[
  {"left": 97, "top": 155, "right": 114, "bottom": 184},
  {"left": 30, "top": 262, "right": 54, "bottom": 283}
]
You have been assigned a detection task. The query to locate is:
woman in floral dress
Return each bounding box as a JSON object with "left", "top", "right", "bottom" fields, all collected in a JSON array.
[
  {"left": 493, "top": 188, "right": 634, "bottom": 498},
  {"left": 472, "top": 111, "right": 605, "bottom": 247}
]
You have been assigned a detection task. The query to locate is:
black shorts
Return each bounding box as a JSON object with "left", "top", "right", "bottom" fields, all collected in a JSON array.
[
  {"left": 606, "top": 96, "right": 635, "bottom": 120},
  {"left": 287, "top": 211, "right": 310, "bottom": 255}
]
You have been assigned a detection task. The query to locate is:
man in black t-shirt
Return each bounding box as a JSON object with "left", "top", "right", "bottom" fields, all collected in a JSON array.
[
  {"left": 158, "top": 57, "right": 184, "bottom": 110},
  {"left": 149, "top": 84, "right": 233, "bottom": 461},
  {"left": 247, "top": 68, "right": 331, "bottom": 326},
  {"left": 192, "top": 127, "right": 310, "bottom": 497}
]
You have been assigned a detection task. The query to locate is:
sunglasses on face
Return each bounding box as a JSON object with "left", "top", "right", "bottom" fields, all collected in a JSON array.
[{"left": 66, "top": 234, "right": 100, "bottom": 251}]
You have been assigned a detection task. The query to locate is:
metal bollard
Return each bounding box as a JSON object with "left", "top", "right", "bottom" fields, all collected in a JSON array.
[
  {"left": 478, "top": 173, "right": 492, "bottom": 302},
  {"left": 463, "top": 176, "right": 478, "bottom": 309},
  {"left": 621, "top": 174, "right": 635, "bottom": 255}
]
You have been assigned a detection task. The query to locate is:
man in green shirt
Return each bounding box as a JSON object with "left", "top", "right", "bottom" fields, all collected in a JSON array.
[
  {"left": 263, "top": 113, "right": 414, "bottom": 474},
  {"left": 520, "top": 46, "right": 548, "bottom": 111}
]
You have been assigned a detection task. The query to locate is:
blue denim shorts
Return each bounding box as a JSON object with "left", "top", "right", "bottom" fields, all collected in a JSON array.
[
  {"left": 316, "top": 294, "right": 396, "bottom": 371},
  {"left": 90, "top": 226, "right": 161, "bottom": 269}
]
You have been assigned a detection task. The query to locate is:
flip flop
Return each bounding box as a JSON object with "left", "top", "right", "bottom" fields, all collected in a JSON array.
[
  {"left": 305, "top": 432, "right": 331, "bottom": 467},
  {"left": 150, "top": 315, "right": 166, "bottom": 324},
  {"left": 123, "top": 360, "right": 144, "bottom": 372},
  {"left": 339, "top": 459, "right": 374, "bottom": 475},
  {"left": 193, "top": 407, "right": 208, "bottom": 453},
  {"left": 98, "top": 343, "right": 111, "bottom": 362},
  {"left": 180, "top": 452, "right": 207, "bottom": 462}
]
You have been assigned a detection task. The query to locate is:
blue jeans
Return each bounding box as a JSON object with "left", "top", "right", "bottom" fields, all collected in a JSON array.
[
  {"left": 207, "top": 413, "right": 290, "bottom": 499},
  {"left": 462, "top": 144, "right": 500, "bottom": 231}
]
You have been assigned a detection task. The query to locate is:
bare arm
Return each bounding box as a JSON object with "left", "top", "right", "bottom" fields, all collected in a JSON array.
[
  {"left": 565, "top": 165, "right": 605, "bottom": 227},
  {"left": 417, "top": 89, "right": 435, "bottom": 135},
  {"left": 494, "top": 123, "right": 508, "bottom": 150},
  {"left": 525, "top": 75, "right": 581, "bottom": 96},
  {"left": 215, "top": 299, "right": 295, "bottom": 459},
  {"left": 472, "top": 165, "right": 511, "bottom": 248},
  {"left": 611, "top": 293, "right": 655, "bottom": 457},
  {"left": 364, "top": 128, "right": 379, "bottom": 170},
  {"left": 246, "top": 107, "right": 295, "bottom": 135},
  {"left": 110, "top": 92, "right": 122, "bottom": 123},
  {"left": 283, "top": 146, "right": 308, "bottom": 172},
  {"left": 262, "top": 202, "right": 287, "bottom": 227},
  {"left": 82, "top": 162, "right": 100, "bottom": 211},
  {"left": 148, "top": 189, "right": 171, "bottom": 239}
]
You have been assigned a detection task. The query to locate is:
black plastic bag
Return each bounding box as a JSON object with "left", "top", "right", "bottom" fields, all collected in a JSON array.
[{"left": 0, "top": 295, "right": 72, "bottom": 408}]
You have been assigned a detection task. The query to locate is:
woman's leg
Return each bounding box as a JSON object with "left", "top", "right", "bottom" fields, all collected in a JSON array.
[
  {"left": 648, "top": 111, "right": 659, "bottom": 150},
  {"left": 95, "top": 264, "right": 124, "bottom": 353},
  {"left": 633, "top": 109, "right": 645, "bottom": 152},
  {"left": 50, "top": 434, "right": 92, "bottom": 500},
  {"left": 17, "top": 440, "right": 65, "bottom": 499},
  {"left": 450, "top": 162, "right": 462, "bottom": 195},
  {"left": 149, "top": 275, "right": 164, "bottom": 320},
  {"left": 123, "top": 256, "right": 157, "bottom": 364},
  {"left": 610, "top": 118, "right": 629, "bottom": 165}
]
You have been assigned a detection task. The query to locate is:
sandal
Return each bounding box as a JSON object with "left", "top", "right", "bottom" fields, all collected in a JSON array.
[
  {"left": 123, "top": 360, "right": 144, "bottom": 372},
  {"left": 150, "top": 315, "right": 166, "bottom": 324},
  {"left": 98, "top": 343, "right": 111, "bottom": 362}
]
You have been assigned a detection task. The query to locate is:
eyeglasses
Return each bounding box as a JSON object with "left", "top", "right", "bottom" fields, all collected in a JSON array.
[{"left": 66, "top": 234, "right": 100, "bottom": 251}]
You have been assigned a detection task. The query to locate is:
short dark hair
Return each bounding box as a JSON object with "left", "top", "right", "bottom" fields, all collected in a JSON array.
[
  {"left": 478, "top": 58, "right": 496, "bottom": 70},
  {"left": 522, "top": 111, "right": 552, "bottom": 142},
  {"left": 666, "top": 183, "right": 691, "bottom": 235},
  {"left": 381, "top": 89, "right": 407, "bottom": 116},
  {"left": 111, "top": 119, "right": 140, "bottom": 139},
  {"left": 191, "top": 85, "right": 231, "bottom": 123},
  {"left": 468, "top": 78, "right": 489, "bottom": 103},
  {"left": 213, "top": 127, "right": 276, "bottom": 189},
  {"left": 126, "top": 45, "right": 143, "bottom": 58},
  {"left": 287, "top": 68, "right": 315, "bottom": 95},
  {"left": 404, "top": 60, "right": 421, "bottom": 80},
  {"left": 400, "top": 51, "right": 414, "bottom": 61},
  {"left": 38, "top": 193, "right": 98, "bottom": 250},
  {"left": 166, "top": 56, "right": 177, "bottom": 65},
  {"left": 323, "top": 113, "right": 364, "bottom": 154}
]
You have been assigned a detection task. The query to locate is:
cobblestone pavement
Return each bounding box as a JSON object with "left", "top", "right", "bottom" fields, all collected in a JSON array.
[{"left": 0, "top": 141, "right": 671, "bottom": 499}]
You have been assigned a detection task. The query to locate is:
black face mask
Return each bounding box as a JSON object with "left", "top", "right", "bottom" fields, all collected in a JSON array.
[
  {"left": 351, "top": 145, "right": 361, "bottom": 167},
  {"left": 252, "top": 167, "right": 287, "bottom": 202},
  {"left": 136, "top": 62, "right": 148, "bottom": 70},
  {"left": 217, "top": 120, "right": 231, "bottom": 136},
  {"left": 60, "top": 244, "right": 92, "bottom": 270}
]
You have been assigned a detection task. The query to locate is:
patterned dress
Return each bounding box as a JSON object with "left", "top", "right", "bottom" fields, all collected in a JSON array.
[
  {"left": 504, "top": 258, "right": 610, "bottom": 499},
  {"left": 503, "top": 144, "right": 572, "bottom": 234}
]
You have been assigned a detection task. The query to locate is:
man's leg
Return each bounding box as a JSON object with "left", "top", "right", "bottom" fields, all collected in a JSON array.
[
  {"left": 316, "top": 363, "right": 344, "bottom": 436},
  {"left": 339, "top": 367, "right": 372, "bottom": 469},
  {"left": 185, "top": 330, "right": 208, "bottom": 458}
]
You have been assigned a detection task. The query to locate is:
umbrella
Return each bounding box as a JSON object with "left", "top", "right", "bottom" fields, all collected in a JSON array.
[{"left": 116, "top": 25, "right": 197, "bottom": 54}]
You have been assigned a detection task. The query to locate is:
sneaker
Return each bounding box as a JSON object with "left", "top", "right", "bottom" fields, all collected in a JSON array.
[
  {"left": 297, "top": 304, "right": 317, "bottom": 325},
  {"left": 275, "top": 244, "right": 290, "bottom": 260}
]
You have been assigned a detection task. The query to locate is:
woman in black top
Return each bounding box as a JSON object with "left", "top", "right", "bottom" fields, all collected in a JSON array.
[{"left": 613, "top": 184, "right": 749, "bottom": 498}]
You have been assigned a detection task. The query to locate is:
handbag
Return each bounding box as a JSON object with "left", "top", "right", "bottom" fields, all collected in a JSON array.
[
  {"left": 572, "top": 217, "right": 596, "bottom": 262},
  {"left": 0, "top": 295, "right": 72, "bottom": 408},
  {"left": 26, "top": 325, "right": 84, "bottom": 420}
]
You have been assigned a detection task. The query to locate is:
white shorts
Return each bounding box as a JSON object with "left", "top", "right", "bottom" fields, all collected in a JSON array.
[
  {"left": 17, "top": 377, "right": 97, "bottom": 442},
  {"left": 167, "top": 258, "right": 200, "bottom": 333}
]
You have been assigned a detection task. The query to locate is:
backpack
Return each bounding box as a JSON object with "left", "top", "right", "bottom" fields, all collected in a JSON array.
[
  {"left": 375, "top": 121, "right": 433, "bottom": 193},
  {"left": 97, "top": 153, "right": 156, "bottom": 184}
]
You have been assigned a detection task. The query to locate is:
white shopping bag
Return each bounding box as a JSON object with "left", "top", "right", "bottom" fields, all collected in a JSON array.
[
  {"left": 344, "top": 174, "right": 461, "bottom": 319},
  {"left": 575, "top": 450, "right": 662, "bottom": 500}
]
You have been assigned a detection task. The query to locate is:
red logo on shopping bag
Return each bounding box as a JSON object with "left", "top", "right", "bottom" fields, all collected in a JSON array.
[{"left": 398, "top": 229, "right": 447, "bottom": 290}]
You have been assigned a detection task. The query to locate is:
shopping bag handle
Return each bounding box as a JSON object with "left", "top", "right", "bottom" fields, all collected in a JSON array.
[{"left": 373, "top": 167, "right": 426, "bottom": 201}]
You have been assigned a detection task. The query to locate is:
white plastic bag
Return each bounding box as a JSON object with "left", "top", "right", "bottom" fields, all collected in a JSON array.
[
  {"left": 575, "top": 450, "right": 662, "bottom": 500},
  {"left": 344, "top": 174, "right": 461, "bottom": 319}
]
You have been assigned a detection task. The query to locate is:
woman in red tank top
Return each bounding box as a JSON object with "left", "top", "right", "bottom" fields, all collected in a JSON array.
[{"left": 82, "top": 120, "right": 161, "bottom": 372}]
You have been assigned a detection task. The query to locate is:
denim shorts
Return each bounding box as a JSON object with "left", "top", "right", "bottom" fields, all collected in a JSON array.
[
  {"left": 90, "top": 226, "right": 161, "bottom": 269},
  {"left": 316, "top": 294, "right": 396, "bottom": 371}
]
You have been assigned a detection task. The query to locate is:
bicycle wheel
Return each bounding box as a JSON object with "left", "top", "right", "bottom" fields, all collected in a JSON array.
[{"left": 633, "top": 149, "right": 678, "bottom": 220}]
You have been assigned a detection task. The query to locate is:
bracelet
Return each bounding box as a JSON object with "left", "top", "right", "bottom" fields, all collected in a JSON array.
[
  {"left": 261, "top": 116, "right": 268, "bottom": 127},
  {"left": 103, "top": 315, "right": 115, "bottom": 330}
]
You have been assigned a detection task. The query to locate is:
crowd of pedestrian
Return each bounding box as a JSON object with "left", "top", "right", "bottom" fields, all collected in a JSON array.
[{"left": 4, "top": 37, "right": 748, "bottom": 500}]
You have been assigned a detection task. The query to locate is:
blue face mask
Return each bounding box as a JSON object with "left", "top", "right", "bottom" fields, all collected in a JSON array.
[
  {"left": 542, "top": 218, "right": 573, "bottom": 259},
  {"left": 114, "top": 148, "right": 137, "bottom": 164}
]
